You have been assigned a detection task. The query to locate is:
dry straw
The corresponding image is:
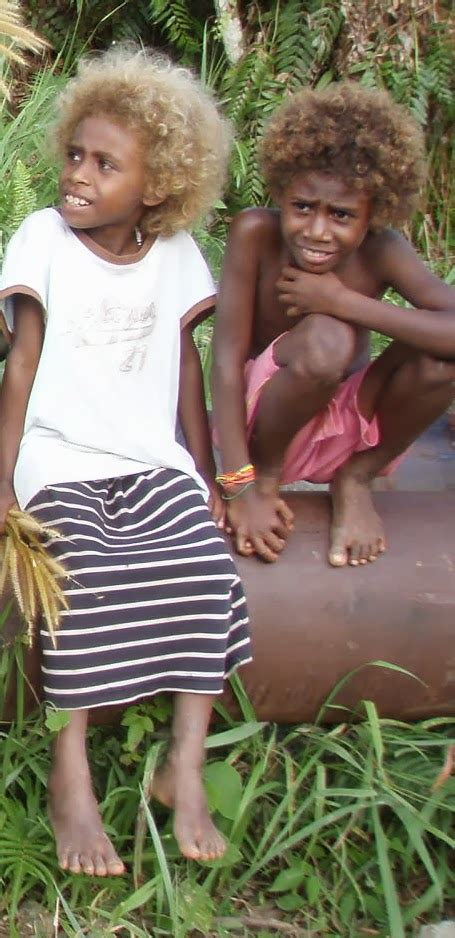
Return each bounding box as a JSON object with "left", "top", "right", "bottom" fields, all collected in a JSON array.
[{"left": 0, "top": 508, "right": 69, "bottom": 648}]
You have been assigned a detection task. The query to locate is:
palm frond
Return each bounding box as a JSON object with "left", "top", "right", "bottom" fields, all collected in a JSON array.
[{"left": 0, "top": 508, "right": 69, "bottom": 648}]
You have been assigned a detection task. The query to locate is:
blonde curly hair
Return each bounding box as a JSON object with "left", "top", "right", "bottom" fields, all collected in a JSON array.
[
  {"left": 51, "top": 46, "right": 231, "bottom": 237},
  {"left": 259, "top": 82, "right": 426, "bottom": 229}
]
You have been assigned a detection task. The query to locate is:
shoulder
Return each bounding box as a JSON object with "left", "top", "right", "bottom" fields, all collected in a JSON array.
[
  {"left": 229, "top": 207, "right": 280, "bottom": 242},
  {"left": 6, "top": 208, "right": 65, "bottom": 257},
  {"left": 12, "top": 207, "right": 64, "bottom": 240},
  {"left": 361, "top": 227, "right": 414, "bottom": 268},
  {"left": 157, "top": 229, "right": 206, "bottom": 264},
  {"left": 225, "top": 208, "right": 282, "bottom": 267}
]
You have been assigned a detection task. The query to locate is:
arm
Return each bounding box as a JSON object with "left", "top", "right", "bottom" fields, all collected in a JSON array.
[
  {"left": 0, "top": 294, "right": 44, "bottom": 529},
  {"left": 178, "top": 322, "right": 224, "bottom": 525},
  {"left": 211, "top": 211, "right": 258, "bottom": 474},
  {"left": 278, "top": 230, "right": 455, "bottom": 359},
  {"left": 212, "top": 211, "right": 293, "bottom": 561}
]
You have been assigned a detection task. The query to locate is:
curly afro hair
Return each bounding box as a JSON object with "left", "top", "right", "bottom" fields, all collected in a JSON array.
[
  {"left": 50, "top": 45, "right": 231, "bottom": 237},
  {"left": 259, "top": 82, "right": 426, "bottom": 229}
]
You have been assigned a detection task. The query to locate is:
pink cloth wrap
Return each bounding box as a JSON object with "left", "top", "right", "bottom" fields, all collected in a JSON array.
[{"left": 244, "top": 336, "right": 399, "bottom": 484}]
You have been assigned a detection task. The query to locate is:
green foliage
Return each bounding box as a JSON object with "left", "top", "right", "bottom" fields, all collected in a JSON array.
[
  {"left": 147, "top": 0, "right": 204, "bottom": 61},
  {"left": 0, "top": 647, "right": 454, "bottom": 935},
  {"left": 26, "top": 0, "right": 151, "bottom": 57}
]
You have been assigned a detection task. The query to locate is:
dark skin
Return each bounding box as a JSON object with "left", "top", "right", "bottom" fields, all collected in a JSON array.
[
  {"left": 211, "top": 171, "right": 455, "bottom": 566},
  {"left": 0, "top": 115, "right": 226, "bottom": 875}
]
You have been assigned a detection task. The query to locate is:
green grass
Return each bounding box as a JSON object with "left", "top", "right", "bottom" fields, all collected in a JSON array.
[{"left": 0, "top": 638, "right": 454, "bottom": 937}]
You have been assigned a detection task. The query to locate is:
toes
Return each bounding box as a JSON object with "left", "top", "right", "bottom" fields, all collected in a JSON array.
[
  {"left": 57, "top": 848, "right": 70, "bottom": 871},
  {"left": 106, "top": 857, "right": 125, "bottom": 876},
  {"left": 178, "top": 830, "right": 225, "bottom": 863},
  {"left": 67, "top": 851, "right": 82, "bottom": 874},
  {"left": 202, "top": 834, "right": 225, "bottom": 861},
  {"left": 358, "top": 543, "right": 370, "bottom": 565},
  {"left": 93, "top": 853, "right": 108, "bottom": 876},
  {"left": 212, "top": 835, "right": 226, "bottom": 859},
  {"left": 328, "top": 531, "right": 348, "bottom": 567},
  {"left": 179, "top": 839, "right": 201, "bottom": 861},
  {"left": 79, "top": 853, "right": 95, "bottom": 875}
]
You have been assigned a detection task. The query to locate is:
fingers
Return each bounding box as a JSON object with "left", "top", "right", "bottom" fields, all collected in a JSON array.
[
  {"left": 235, "top": 532, "right": 255, "bottom": 557},
  {"left": 276, "top": 498, "right": 295, "bottom": 530},
  {"left": 235, "top": 529, "right": 285, "bottom": 563},
  {"left": 207, "top": 492, "right": 226, "bottom": 529}
]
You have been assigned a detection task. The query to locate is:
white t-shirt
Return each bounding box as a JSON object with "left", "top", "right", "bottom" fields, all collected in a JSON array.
[{"left": 0, "top": 208, "right": 215, "bottom": 508}]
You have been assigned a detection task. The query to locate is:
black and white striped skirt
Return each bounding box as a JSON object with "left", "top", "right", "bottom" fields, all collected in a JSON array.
[{"left": 27, "top": 468, "right": 251, "bottom": 709}]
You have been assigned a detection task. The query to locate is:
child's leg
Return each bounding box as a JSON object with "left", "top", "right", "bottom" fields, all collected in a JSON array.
[
  {"left": 152, "top": 692, "right": 225, "bottom": 861},
  {"left": 329, "top": 342, "right": 455, "bottom": 566},
  {"left": 251, "top": 314, "right": 356, "bottom": 494},
  {"left": 48, "top": 708, "right": 125, "bottom": 876}
]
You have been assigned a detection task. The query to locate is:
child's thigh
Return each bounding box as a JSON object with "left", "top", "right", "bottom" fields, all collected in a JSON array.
[{"left": 356, "top": 341, "right": 415, "bottom": 421}]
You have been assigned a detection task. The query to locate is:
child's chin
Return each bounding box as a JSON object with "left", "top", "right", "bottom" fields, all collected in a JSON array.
[{"left": 60, "top": 205, "right": 93, "bottom": 228}]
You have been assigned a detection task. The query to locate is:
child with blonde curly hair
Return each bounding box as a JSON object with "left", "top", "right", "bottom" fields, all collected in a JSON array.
[
  {"left": 0, "top": 47, "right": 251, "bottom": 874},
  {"left": 212, "top": 82, "right": 455, "bottom": 566}
]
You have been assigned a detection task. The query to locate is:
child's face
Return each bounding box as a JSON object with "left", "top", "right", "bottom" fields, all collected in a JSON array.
[
  {"left": 279, "top": 171, "right": 372, "bottom": 274},
  {"left": 59, "top": 115, "right": 156, "bottom": 245}
]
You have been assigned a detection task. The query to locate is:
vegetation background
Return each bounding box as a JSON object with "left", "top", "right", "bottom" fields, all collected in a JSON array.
[{"left": 0, "top": 1, "right": 454, "bottom": 936}]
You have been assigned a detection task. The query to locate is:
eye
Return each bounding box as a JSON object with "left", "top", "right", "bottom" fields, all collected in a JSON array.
[
  {"left": 292, "top": 200, "right": 312, "bottom": 213},
  {"left": 332, "top": 208, "right": 352, "bottom": 221},
  {"left": 67, "top": 148, "right": 82, "bottom": 163},
  {"left": 99, "top": 158, "right": 114, "bottom": 171}
]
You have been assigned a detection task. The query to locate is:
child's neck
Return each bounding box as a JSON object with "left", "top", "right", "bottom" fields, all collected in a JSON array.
[{"left": 80, "top": 224, "right": 145, "bottom": 257}]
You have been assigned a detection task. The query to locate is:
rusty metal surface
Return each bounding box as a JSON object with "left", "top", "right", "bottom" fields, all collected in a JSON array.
[
  {"left": 224, "top": 492, "right": 455, "bottom": 722},
  {"left": 1, "top": 491, "right": 454, "bottom": 725}
]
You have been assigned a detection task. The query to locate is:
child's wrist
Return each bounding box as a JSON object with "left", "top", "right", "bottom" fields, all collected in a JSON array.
[{"left": 216, "top": 463, "right": 256, "bottom": 490}]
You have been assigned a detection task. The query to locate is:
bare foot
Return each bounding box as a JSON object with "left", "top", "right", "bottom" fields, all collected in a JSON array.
[
  {"left": 329, "top": 472, "right": 386, "bottom": 567},
  {"left": 48, "top": 768, "right": 125, "bottom": 876},
  {"left": 151, "top": 758, "right": 226, "bottom": 862}
]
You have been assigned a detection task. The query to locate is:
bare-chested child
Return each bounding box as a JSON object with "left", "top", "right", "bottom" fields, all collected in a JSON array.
[{"left": 211, "top": 82, "right": 455, "bottom": 567}]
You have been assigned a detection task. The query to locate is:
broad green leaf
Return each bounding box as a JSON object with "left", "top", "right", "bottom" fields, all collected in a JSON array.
[
  {"left": 44, "top": 708, "right": 70, "bottom": 732},
  {"left": 270, "top": 865, "right": 307, "bottom": 892},
  {"left": 204, "top": 761, "right": 243, "bottom": 819},
  {"left": 276, "top": 892, "right": 305, "bottom": 911},
  {"left": 112, "top": 878, "right": 158, "bottom": 917},
  {"left": 306, "top": 874, "right": 321, "bottom": 905}
]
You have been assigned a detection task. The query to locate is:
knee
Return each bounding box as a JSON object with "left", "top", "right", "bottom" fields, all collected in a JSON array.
[
  {"left": 289, "top": 315, "right": 356, "bottom": 386},
  {"left": 414, "top": 354, "right": 455, "bottom": 394}
]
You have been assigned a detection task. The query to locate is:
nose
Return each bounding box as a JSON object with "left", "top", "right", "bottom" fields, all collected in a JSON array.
[
  {"left": 307, "top": 209, "right": 331, "bottom": 242},
  {"left": 67, "top": 158, "right": 90, "bottom": 186}
]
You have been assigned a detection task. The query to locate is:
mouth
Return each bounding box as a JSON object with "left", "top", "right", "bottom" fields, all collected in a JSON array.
[
  {"left": 63, "top": 193, "right": 91, "bottom": 207},
  {"left": 298, "top": 246, "right": 336, "bottom": 264}
]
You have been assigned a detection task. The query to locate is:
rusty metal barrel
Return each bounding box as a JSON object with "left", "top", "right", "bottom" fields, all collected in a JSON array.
[
  {"left": 223, "top": 491, "right": 455, "bottom": 722},
  {"left": 1, "top": 490, "right": 454, "bottom": 724}
]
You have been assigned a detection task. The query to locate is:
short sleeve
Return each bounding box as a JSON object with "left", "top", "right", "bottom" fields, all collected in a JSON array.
[
  {"left": 178, "top": 232, "right": 216, "bottom": 329},
  {"left": 0, "top": 209, "right": 59, "bottom": 332}
]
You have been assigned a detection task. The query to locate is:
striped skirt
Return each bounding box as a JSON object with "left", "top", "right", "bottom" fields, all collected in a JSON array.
[{"left": 27, "top": 468, "right": 251, "bottom": 710}]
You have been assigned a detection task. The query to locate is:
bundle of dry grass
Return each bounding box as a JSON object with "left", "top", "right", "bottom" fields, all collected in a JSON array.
[{"left": 0, "top": 508, "right": 69, "bottom": 648}]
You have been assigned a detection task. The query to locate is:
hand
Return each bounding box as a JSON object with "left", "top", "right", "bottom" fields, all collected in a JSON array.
[
  {"left": 0, "top": 480, "right": 17, "bottom": 535},
  {"left": 277, "top": 266, "right": 345, "bottom": 317},
  {"left": 206, "top": 481, "right": 226, "bottom": 530},
  {"left": 226, "top": 486, "right": 294, "bottom": 563}
]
